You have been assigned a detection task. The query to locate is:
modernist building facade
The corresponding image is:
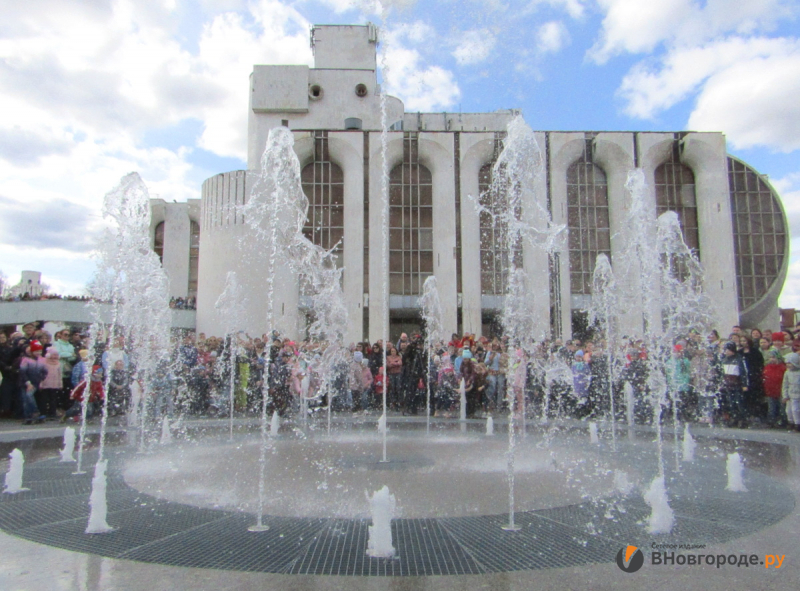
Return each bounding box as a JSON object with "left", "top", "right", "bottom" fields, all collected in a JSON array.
[{"left": 152, "top": 24, "right": 790, "bottom": 343}]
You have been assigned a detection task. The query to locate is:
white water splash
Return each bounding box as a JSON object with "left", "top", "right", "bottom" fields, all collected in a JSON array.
[
  {"left": 614, "top": 470, "right": 634, "bottom": 495},
  {"left": 270, "top": 411, "right": 280, "bottom": 437},
  {"left": 160, "top": 417, "right": 172, "bottom": 445},
  {"left": 60, "top": 427, "right": 77, "bottom": 463},
  {"left": 726, "top": 453, "right": 747, "bottom": 492},
  {"left": 366, "top": 485, "right": 396, "bottom": 558},
  {"left": 644, "top": 475, "right": 674, "bottom": 534},
  {"left": 682, "top": 424, "right": 696, "bottom": 463},
  {"left": 3, "top": 449, "right": 28, "bottom": 493},
  {"left": 86, "top": 460, "right": 114, "bottom": 534}
]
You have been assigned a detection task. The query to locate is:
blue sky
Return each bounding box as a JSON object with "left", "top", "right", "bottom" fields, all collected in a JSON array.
[{"left": 0, "top": 0, "right": 798, "bottom": 310}]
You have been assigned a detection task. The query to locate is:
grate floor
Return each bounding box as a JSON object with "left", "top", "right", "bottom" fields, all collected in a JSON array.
[{"left": 0, "top": 453, "right": 794, "bottom": 576}]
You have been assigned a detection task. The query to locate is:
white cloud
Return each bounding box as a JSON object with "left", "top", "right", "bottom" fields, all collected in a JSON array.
[
  {"left": 382, "top": 21, "right": 461, "bottom": 111},
  {"left": 688, "top": 46, "right": 800, "bottom": 151},
  {"left": 195, "top": 4, "right": 312, "bottom": 158},
  {"left": 525, "top": 0, "right": 586, "bottom": 20},
  {"left": 384, "top": 46, "right": 461, "bottom": 111},
  {"left": 617, "top": 37, "right": 800, "bottom": 152},
  {"left": 0, "top": 0, "right": 316, "bottom": 294},
  {"left": 452, "top": 29, "right": 497, "bottom": 65},
  {"left": 589, "top": 0, "right": 793, "bottom": 64},
  {"left": 536, "top": 21, "right": 570, "bottom": 54}
]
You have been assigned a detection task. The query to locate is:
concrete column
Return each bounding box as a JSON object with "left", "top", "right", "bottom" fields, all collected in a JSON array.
[
  {"left": 459, "top": 134, "right": 494, "bottom": 336},
  {"left": 368, "top": 132, "right": 403, "bottom": 343},
  {"left": 681, "top": 133, "right": 740, "bottom": 331},
  {"left": 420, "top": 133, "right": 458, "bottom": 337},
  {"left": 521, "top": 131, "right": 551, "bottom": 341},
  {"left": 594, "top": 133, "right": 638, "bottom": 337},
  {"left": 549, "top": 133, "right": 585, "bottom": 340},
  {"left": 163, "top": 204, "right": 191, "bottom": 299},
  {"left": 329, "top": 132, "right": 365, "bottom": 344}
]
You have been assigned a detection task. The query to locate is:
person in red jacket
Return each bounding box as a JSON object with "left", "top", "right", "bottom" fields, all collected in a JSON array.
[
  {"left": 762, "top": 348, "right": 787, "bottom": 427},
  {"left": 63, "top": 364, "right": 105, "bottom": 422}
]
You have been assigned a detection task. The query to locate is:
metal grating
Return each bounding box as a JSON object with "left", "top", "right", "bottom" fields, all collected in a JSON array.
[{"left": 0, "top": 453, "right": 794, "bottom": 576}]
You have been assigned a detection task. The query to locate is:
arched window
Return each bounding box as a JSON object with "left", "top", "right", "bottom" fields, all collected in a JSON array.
[
  {"left": 729, "top": 156, "right": 788, "bottom": 310},
  {"left": 301, "top": 131, "right": 344, "bottom": 263},
  {"left": 153, "top": 222, "right": 165, "bottom": 264},
  {"left": 655, "top": 148, "right": 699, "bottom": 256},
  {"left": 188, "top": 221, "right": 200, "bottom": 298},
  {"left": 567, "top": 150, "right": 610, "bottom": 295},
  {"left": 478, "top": 138, "right": 522, "bottom": 295},
  {"left": 389, "top": 133, "right": 433, "bottom": 295}
]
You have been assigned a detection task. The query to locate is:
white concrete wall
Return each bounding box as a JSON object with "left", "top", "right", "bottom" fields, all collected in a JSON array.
[
  {"left": 595, "top": 133, "right": 638, "bottom": 338},
  {"left": 0, "top": 300, "right": 195, "bottom": 330},
  {"left": 419, "top": 133, "right": 458, "bottom": 337},
  {"left": 312, "top": 24, "right": 377, "bottom": 71},
  {"left": 459, "top": 134, "right": 495, "bottom": 335},
  {"left": 681, "top": 132, "right": 740, "bottom": 332},
  {"left": 521, "top": 131, "right": 551, "bottom": 341},
  {"left": 549, "top": 132, "right": 585, "bottom": 340},
  {"left": 404, "top": 111, "right": 517, "bottom": 132},
  {"left": 162, "top": 204, "right": 191, "bottom": 298},
  {"left": 367, "top": 132, "right": 404, "bottom": 342}
]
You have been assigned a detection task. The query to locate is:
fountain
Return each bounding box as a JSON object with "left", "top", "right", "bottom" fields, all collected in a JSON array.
[
  {"left": 270, "top": 410, "right": 280, "bottom": 437},
  {"left": 644, "top": 475, "right": 674, "bottom": 534},
  {"left": 60, "top": 427, "right": 77, "bottom": 463},
  {"left": 726, "top": 452, "right": 747, "bottom": 492},
  {"left": 0, "top": 15, "right": 794, "bottom": 584},
  {"left": 682, "top": 424, "right": 696, "bottom": 463},
  {"left": 214, "top": 271, "right": 247, "bottom": 440},
  {"left": 420, "top": 276, "right": 444, "bottom": 434},
  {"left": 366, "top": 485, "right": 397, "bottom": 558},
  {"left": 3, "top": 449, "right": 28, "bottom": 494},
  {"left": 589, "top": 253, "right": 618, "bottom": 449},
  {"left": 85, "top": 460, "right": 113, "bottom": 534},
  {"left": 160, "top": 417, "right": 172, "bottom": 445}
]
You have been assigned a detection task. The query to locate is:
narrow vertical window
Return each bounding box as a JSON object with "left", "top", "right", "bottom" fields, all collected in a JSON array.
[
  {"left": 567, "top": 146, "right": 610, "bottom": 295},
  {"left": 389, "top": 133, "right": 433, "bottom": 295}
]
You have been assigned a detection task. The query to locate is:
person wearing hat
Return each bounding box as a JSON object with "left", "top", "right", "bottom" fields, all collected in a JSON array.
[
  {"left": 719, "top": 341, "right": 748, "bottom": 428},
  {"left": 18, "top": 340, "right": 47, "bottom": 423},
  {"left": 771, "top": 332, "right": 792, "bottom": 362},
  {"left": 763, "top": 348, "right": 787, "bottom": 427}
]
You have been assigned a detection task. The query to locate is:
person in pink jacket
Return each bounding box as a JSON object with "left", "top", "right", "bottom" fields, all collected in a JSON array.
[{"left": 38, "top": 347, "right": 62, "bottom": 418}]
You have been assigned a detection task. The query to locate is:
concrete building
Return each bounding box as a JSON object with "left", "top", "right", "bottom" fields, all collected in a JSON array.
[{"left": 153, "top": 24, "right": 790, "bottom": 342}]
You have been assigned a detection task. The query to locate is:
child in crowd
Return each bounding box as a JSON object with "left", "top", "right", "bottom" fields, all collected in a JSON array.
[
  {"left": 360, "top": 357, "right": 373, "bottom": 411},
  {"left": 39, "top": 347, "right": 62, "bottom": 418},
  {"left": 571, "top": 350, "right": 591, "bottom": 408},
  {"left": 781, "top": 353, "right": 800, "bottom": 432},
  {"left": 763, "top": 349, "right": 787, "bottom": 427}
]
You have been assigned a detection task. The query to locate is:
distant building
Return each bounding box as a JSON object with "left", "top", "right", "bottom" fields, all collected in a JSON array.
[
  {"left": 152, "top": 24, "right": 789, "bottom": 342},
  {"left": 8, "top": 271, "right": 46, "bottom": 299}
]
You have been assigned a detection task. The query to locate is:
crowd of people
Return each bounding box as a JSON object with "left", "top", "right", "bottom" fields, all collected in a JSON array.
[
  {"left": 2, "top": 320, "right": 800, "bottom": 433},
  {"left": 169, "top": 296, "right": 197, "bottom": 310},
  {"left": 0, "top": 293, "right": 91, "bottom": 302}
]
